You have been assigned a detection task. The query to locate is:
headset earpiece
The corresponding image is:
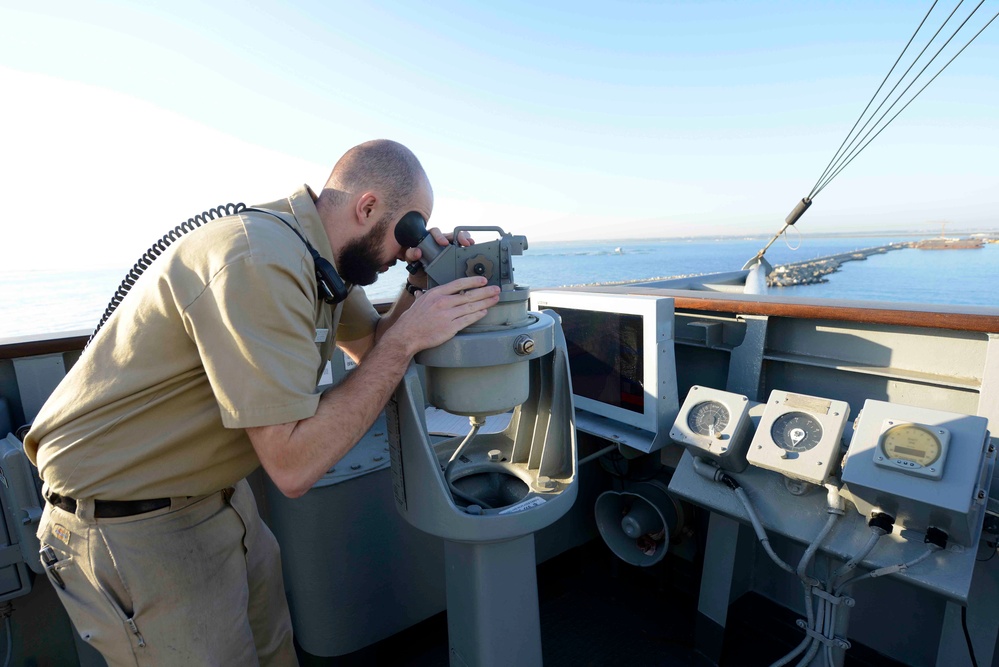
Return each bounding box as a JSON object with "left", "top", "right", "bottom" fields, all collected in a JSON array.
[{"left": 311, "top": 251, "right": 349, "bottom": 304}]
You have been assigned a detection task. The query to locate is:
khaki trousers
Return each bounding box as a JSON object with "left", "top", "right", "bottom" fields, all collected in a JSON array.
[{"left": 37, "top": 479, "right": 298, "bottom": 666}]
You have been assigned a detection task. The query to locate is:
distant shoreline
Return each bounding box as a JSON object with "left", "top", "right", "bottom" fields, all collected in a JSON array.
[{"left": 533, "top": 230, "right": 999, "bottom": 246}]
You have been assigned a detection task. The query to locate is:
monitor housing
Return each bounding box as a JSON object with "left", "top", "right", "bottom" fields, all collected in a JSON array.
[{"left": 530, "top": 290, "right": 678, "bottom": 453}]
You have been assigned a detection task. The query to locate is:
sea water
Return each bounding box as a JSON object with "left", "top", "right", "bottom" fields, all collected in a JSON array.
[{"left": 1, "top": 236, "right": 996, "bottom": 339}]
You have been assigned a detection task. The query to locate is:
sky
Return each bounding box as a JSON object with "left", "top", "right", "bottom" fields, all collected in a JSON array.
[{"left": 1, "top": 0, "right": 997, "bottom": 271}]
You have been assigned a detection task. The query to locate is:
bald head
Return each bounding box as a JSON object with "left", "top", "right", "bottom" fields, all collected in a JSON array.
[{"left": 320, "top": 139, "right": 430, "bottom": 215}]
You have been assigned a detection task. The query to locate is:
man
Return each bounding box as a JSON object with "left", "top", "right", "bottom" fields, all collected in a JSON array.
[{"left": 24, "top": 139, "right": 499, "bottom": 665}]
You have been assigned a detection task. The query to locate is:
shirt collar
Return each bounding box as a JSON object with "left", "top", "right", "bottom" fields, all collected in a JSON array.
[{"left": 286, "top": 184, "right": 336, "bottom": 267}]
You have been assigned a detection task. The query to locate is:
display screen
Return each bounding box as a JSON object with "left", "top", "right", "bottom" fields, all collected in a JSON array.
[
  {"left": 880, "top": 423, "right": 942, "bottom": 466},
  {"left": 544, "top": 306, "right": 645, "bottom": 414}
]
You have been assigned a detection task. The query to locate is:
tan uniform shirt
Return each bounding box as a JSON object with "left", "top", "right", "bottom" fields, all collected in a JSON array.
[{"left": 25, "top": 185, "right": 380, "bottom": 500}]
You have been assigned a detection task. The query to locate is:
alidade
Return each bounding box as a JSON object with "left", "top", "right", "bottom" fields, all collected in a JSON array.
[
  {"left": 389, "top": 217, "right": 577, "bottom": 667},
  {"left": 395, "top": 217, "right": 539, "bottom": 416}
]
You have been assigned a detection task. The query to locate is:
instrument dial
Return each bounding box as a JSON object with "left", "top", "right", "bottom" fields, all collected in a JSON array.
[
  {"left": 687, "top": 400, "right": 730, "bottom": 437},
  {"left": 880, "top": 423, "right": 942, "bottom": 467},
  {"left": 771, "top": 412, "right": 823, "bottom": 452}
]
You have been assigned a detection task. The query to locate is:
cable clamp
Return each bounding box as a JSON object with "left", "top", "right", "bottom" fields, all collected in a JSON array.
[
  {"left": 796, "top": 620, "right": 852, "bottom": 649},
  {"left": 811, "top": 587, "right": 855, "bottom": 607}
]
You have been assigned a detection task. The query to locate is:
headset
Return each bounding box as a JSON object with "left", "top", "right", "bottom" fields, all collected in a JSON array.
[{"left": 89, "top": 203, "right": 348, "bottom": 347}]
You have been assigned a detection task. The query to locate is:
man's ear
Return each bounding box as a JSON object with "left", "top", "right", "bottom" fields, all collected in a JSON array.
[{"left": 355, "top": 192, "right": 378, "bottom": 227}]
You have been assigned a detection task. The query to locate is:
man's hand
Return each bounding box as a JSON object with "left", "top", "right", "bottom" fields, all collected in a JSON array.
[{"left": 384, "top": 276, "right": 499, "bottom": 356}]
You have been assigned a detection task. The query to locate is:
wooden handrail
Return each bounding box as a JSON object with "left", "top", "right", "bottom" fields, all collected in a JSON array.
[
  {"left": 549, "top": 286, "right": 999, "bottom": 333},
  {"left": 670, "top": 295, "right": 999, "bottom": 333}
]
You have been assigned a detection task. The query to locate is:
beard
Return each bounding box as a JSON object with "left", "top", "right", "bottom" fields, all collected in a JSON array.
[{"left": 336, "top": 212, "right": 394, "bottom": 287}]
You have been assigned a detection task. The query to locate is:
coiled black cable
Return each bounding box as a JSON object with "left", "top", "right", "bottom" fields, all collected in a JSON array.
[{"left": 87, "top": 202, "right": 247, "bottom": 347}]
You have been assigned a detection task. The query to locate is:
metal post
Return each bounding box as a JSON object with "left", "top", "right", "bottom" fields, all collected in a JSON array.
[{"left": 444, "top": 535, "right": 543, "bottom": 667}]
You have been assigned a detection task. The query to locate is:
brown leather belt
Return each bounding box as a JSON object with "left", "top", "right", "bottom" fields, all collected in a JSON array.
[{"left": 45, "top": 491, "right": 171, "bottom": 518}]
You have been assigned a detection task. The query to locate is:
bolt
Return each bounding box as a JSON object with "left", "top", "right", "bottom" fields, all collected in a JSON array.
[
  {"left": 488, "top": 449, "right": 502, "bottom": 462},
  {"left": 373, "top": 456, "right": 384, "bottom": 462},
  {"left": 979, "top": 491, "right": 986, "bottom": 500},
  {"left": 537, "top": 476, "right": 555, "bottom": 491},
  {"left": 877, "top": 456, "right": 884, "bottom": 461},
  {"left": 350, "top": 464, "right": 362, "bottom": 470},
  {"left": 514, "top": 335, "right": 535, "bottom": 356}
]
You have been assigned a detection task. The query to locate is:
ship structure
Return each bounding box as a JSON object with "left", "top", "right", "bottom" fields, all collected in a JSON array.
[
  {"left": 915, "top": 224, "right": 985, "bottom": 250},
  {"left": 0, "top": 250, "right": 997, "bottom": 667}
]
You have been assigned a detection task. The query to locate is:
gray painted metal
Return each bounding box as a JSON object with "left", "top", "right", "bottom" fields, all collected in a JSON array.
[
  {"left": 726, "top": 315, "right": 768, "bottom": 399},
  {"left": 444, "top": 536, "right": 542, "bottom": 667},
  {"left": 389, "top": 311, "right": 577, "bottom": 542},
  {"left": 670, "top": 385, "right": 753, "bottom": 472},
  {"left": 264, "top": 450, "right": 447, "bottom": 656},
  {"left": 12, "top": 353, "right": 65, "bottom": 423},
  {"left": 389, "top": 310, "right": 576, "bottom": 666},
  {"left": 671, "top": 448, "right": 986, "bottom": 602},
  {"left": 841, "top": 400, "right": 992, "bottom": 548}
]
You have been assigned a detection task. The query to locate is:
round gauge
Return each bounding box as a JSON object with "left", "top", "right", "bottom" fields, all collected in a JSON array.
[
  {"left": 880, "top": 423, "right": 941, "bottom": 467},
  {"left": 771, "top": 412, "right": 823, "bottom": 452},
  {"left": 687, "top": 400, "right": 730, "bottom": 437}
]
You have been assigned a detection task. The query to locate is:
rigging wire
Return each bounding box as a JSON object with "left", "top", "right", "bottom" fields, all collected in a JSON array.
[
  {"left": 813, "top": 2, "right": 999, "bottom": 197},
  {"left": 807, "top": 0, "right": 941, "bottom": 198},
  {"left": 753, "top": 0, "right": 997, "bottom": 263},
  {"left": 809, "top": 0, "right": 967, "bottom": 199}
]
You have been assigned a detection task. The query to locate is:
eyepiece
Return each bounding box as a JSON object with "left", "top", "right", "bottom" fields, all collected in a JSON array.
[{"left": 395, "top": 211, "right": 429, "bottom": 248}]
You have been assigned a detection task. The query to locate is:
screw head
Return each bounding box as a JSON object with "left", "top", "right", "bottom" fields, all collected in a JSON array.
[{"left": 514, "top": 335, "right": 535, "bottom": 356}]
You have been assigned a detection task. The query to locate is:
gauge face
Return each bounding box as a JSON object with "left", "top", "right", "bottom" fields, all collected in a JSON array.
[
  {"left": 687, "top": 400, "right": 730, "bottom": 437},
  {"left": 771, "top": 412, "right": 823, "bottom": 452},
  {"left": 880, "top": 424, "right": 941, "bottom": 466}
]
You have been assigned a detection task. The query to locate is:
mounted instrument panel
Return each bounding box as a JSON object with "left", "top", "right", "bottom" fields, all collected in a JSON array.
[
  {"left": 746, "top": 390, "right": 850, "bottom": 485},
  {"left": 670, "top": 386, "right": 753, "bottom": 472},
  {"left": 842, "top": 399, "right": 992, "bottom": 547}
]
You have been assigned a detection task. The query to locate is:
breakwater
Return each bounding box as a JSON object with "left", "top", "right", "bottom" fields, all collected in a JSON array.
[{"left": 768, "top": 242, "right": 912, "bottom": 287}]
